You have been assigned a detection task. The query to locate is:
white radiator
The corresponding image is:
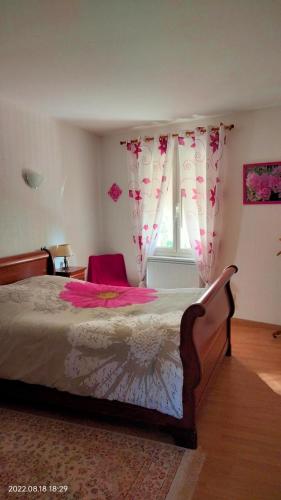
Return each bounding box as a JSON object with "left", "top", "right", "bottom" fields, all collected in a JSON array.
[{"left": 147, "top": 257, "right": 200, "bottom": 288}]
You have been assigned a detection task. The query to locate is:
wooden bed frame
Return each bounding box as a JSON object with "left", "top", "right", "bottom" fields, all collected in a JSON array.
[{"left": 0, "top": 249, "right": 237, "bottom": 448}]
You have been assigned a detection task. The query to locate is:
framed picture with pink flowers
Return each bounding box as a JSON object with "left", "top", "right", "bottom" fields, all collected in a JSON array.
[{"left": 243, "top": 161, "right": 281, "bottom": 205}]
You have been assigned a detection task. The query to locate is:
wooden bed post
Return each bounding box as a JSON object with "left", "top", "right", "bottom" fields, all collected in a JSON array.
[
  {"left": 176, "top": 303, "right": 205, "bottom": 448},
  {"left": 174, "top": 265, "right": 238, "bottom": 448},
  {"left": 171, "top": 427, "right": 198, "bottom": 449}
]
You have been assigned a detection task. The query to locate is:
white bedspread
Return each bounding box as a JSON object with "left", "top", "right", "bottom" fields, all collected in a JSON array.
[{"left": 0, "top": 276, "right": 204, "bottom": 418}]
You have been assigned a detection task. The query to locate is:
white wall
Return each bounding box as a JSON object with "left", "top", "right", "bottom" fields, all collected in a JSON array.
[
  {"left": 221, "top": 107, "right": 281, "bottom": 325},
  {"left": 1, "top": 99, "right": 279, "bottom": 324},
  {"left": 0, "top": 99, "right": 102, "bottom": 266},
  {"left": 100, "top": 107, "right": 281, "bottom": 324}
]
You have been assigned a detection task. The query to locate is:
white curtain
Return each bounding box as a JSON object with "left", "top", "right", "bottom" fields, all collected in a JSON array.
[
  {"left": 178, "top": 125, "right": 226, "bottom": 285},
  {"left": 126, "top": 135, "right": 174, "bottom": 286}
]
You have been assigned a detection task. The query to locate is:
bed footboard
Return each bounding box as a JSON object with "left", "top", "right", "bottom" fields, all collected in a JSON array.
[{"left": 177, "top": 265, "right": 238, "bottom": 443}]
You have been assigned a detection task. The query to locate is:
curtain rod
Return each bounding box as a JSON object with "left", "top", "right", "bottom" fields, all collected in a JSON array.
[{"left": 120, "top": 123, "right": 234, "bottom": 145}]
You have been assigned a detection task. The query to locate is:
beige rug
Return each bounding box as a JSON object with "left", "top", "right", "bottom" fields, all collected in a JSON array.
[{"left": 0, "top": 407, "right": 204, "bottom": 499}]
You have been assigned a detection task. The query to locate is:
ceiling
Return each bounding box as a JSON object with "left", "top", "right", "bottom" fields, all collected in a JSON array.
[{"left": 1, "top": 0, "right": 281, "bottom": 134}]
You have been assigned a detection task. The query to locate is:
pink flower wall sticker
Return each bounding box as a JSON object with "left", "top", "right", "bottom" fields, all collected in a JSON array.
[
  {"left": 142, "top": 177, "right": 151, "bottom": 184},
  {"left": 133, "top": 141, "right": 142, "bottom": 158},
  {"left": 158, "top": 136, "right": 168, "bottom": 155},
  {"left": 108, "top": 183, "right": 122, "bottom": 202},
  {"left": 60, "top": 282, "right": 158, "bottom": 308},
  {"left": 178, "top": 136, "right": 185, "bottom": 145},
  {"left": 209, "top": 131, "right": 219, "bottom": 153},
  {"left": 210, "top": 185, "right": 217, "bottom": 207}
]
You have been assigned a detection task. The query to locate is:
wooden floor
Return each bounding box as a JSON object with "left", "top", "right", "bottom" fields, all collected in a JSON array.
[
  {"left": 1, "top": 320, "right": 280, "bottom": 499},
  {"left": 193, "top": 320, "right": 281, "bottom": 500}
]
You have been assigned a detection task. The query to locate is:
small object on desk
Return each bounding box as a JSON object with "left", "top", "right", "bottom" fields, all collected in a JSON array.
[{"left": 55, "top": 266, "right": 86, "bottom": 281}]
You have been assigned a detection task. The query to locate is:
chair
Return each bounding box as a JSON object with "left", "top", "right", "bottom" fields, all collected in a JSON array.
[{"left": 87, "top": 253, "right": 131, "bottom": 287}]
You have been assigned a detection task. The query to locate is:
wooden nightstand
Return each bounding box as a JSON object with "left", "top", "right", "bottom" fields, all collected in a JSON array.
[{"left": 55, "top": 266, "right": 86, "bottom": 280}]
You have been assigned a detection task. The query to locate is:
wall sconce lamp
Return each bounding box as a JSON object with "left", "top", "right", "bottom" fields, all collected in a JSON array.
[
  {"left": 22, "top": 169, "right": 44, "bottom": 190},
  {"left": 53, "top": 244, "right": 73, "bottom": 270}
]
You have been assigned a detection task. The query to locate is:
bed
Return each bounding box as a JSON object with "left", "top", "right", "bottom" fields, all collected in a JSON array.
[{"left": 0, "top": 249, "right": 237, "bottom": 448}]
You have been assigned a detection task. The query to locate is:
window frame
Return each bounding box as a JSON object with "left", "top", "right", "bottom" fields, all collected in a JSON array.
[{"left": 155, "top": 150, "right": 194, "bottom": 259}]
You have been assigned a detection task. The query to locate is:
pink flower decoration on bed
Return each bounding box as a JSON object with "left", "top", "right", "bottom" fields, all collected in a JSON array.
[{"left": 60, "top": 282, "right": 158, "bottom": 308}]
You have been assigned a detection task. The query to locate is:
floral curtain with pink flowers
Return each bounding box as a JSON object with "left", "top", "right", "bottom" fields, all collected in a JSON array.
[
  {"left": 126, "top": 136, "right": 174, "bottom": 285},
  {"left": 178, "top": 125, "right": 226, "bottom": 285}
]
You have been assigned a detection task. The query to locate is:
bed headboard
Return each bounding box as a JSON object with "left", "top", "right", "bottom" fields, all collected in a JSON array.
[{"left": 0, "top": 249, "right": 54, "bottom": 285}]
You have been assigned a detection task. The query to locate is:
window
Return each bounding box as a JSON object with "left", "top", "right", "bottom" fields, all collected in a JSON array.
[{"left": 156, "top": 156, "right": 194, "bottom": 258}]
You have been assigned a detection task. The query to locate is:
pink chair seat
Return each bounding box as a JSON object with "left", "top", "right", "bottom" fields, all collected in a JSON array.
[{"left": 87, "top": 254, "right": 131, "bottom": 287}]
